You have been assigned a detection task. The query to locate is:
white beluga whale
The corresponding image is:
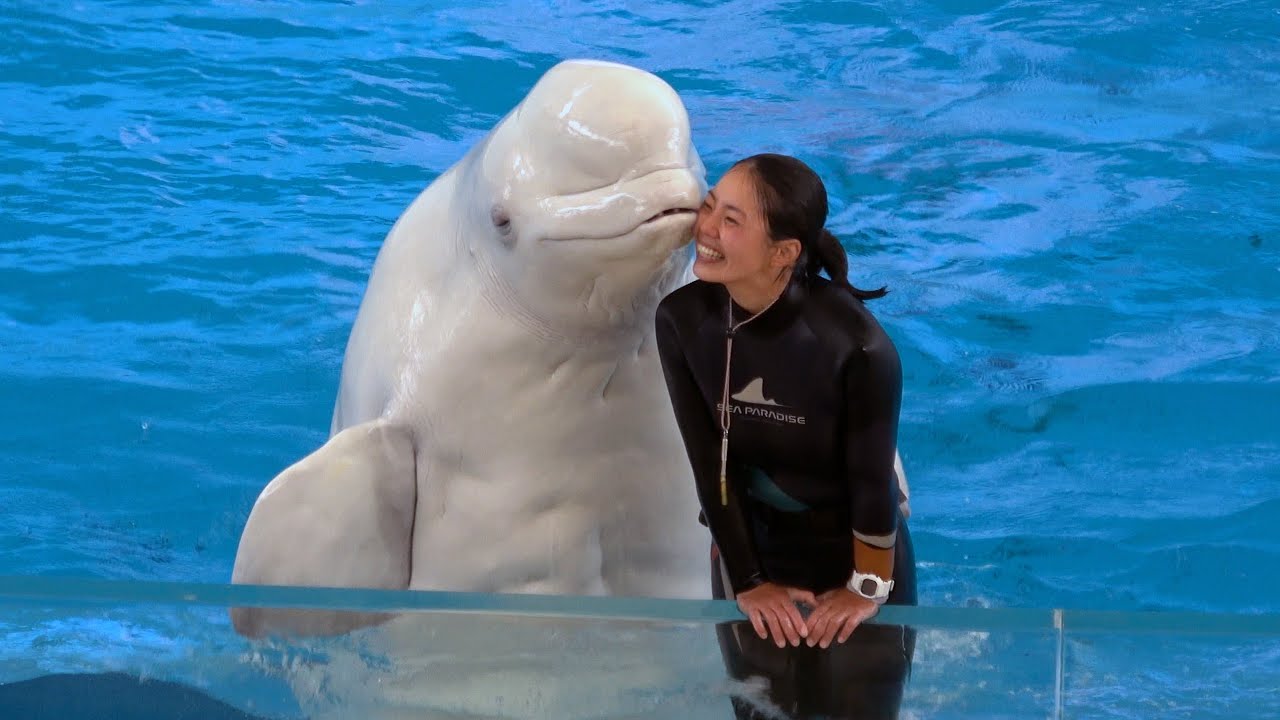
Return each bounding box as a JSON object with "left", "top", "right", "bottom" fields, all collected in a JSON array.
[{"left": 229, "top": 59, "right": 717, "bottom": 638}]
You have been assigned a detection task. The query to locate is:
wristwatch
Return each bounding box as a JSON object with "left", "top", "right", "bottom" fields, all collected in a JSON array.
[{"left": 847, "top": 571, "right": 894, "bottom": 604}]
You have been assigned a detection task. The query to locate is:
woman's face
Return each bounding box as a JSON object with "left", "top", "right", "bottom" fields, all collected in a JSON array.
[{"left": 691, "top": 166, "right": 781, "bottom": 286}]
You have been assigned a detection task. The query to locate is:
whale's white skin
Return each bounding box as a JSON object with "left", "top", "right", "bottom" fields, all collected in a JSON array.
[{"left": 230, "top": 59, "right": 717, "bottom": 638}]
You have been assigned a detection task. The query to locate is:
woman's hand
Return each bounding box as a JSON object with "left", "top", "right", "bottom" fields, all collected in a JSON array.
[
  {"left": 805, "top": 588, "right": 880, "bottom": 648},
  {"left": 736, "top": 582, "right": 817, "bottom": 648}
]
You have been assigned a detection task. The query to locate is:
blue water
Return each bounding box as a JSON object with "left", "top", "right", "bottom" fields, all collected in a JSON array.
[
  {"left": 2, "top": 0, "right": 1279, "bottom": 715},
  {"left": 4, "top": 0, "right": 1278, "bottom": 607}
]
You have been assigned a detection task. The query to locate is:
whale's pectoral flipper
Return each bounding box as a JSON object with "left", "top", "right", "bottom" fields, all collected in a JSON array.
[{"left": 229, "top": 420, "right": 418, "bottom": 639}]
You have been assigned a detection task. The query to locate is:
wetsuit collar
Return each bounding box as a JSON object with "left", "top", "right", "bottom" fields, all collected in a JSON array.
[{"left": 726, "top": 272, "right": 807, "bottom": 336}]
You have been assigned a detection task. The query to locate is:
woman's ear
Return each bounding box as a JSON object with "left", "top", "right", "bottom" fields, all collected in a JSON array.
[{"left": 772, "top": 238, "right": 802, "bottom": 268}]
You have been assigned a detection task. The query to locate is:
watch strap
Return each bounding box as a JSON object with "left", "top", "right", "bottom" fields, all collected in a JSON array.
[{"left": 847, "top": 571, "right": 894, "bottom": 604}]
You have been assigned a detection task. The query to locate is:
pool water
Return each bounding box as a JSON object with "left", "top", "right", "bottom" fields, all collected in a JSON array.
[{"left": 2, "top": 1, "right": 1278, "bottom": 717}]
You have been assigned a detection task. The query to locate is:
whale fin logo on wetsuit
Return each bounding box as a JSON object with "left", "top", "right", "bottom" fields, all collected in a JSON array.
[
  {"left": 720, "top": 377, "right": 806, "bottom": 425},
  {"left": 731, "top": 378, "right": 780, "bottom": 406}
]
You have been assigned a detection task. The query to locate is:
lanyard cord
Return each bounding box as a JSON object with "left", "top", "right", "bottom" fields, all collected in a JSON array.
[{"left": 718, "top": 288, "right": 783, "bottom": 505}]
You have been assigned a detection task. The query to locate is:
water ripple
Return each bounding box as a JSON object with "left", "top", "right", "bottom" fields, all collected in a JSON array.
[{"left": 1, "top": 0, "right": 1278, "bottom": 624}]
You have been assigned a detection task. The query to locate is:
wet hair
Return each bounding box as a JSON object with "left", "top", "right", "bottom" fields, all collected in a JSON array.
[{"left": 730, "top": 153, "right": 888, "bottom": 301}]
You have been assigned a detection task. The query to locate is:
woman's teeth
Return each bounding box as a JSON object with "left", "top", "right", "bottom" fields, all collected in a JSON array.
[{"left": 696, "top": 243, "right": 724, "bottom": 261}]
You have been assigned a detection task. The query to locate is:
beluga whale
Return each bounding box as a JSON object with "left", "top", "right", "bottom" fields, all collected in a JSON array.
[{"left": 229, "top": 59, "right": 717, "bottom": 638}]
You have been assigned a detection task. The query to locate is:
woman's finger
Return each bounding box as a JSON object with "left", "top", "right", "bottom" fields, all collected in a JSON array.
[
  {"left": 773, "top": 606, "right": 797, "bottom": 647},
  {"left": 835, "top": 613, "right": 863, "bottom": 644},
  {"left": 806, "top": 605, "right": 831, "bottom": 647},
  {"left": 776, "top": 603, "right": 804, "bottom": 647},
  {"left": 837, "top": 602, "right": 879, "bottom": 643},
  {"left": 817, "top": 609, "right": 849, "bottom": 648},
  {"left": 781, "top": 599, "right": 808, "bottom": 643},
  {"left": 763, "top": 607, "right": 787, "bottom": 648},
  {"left": 743, "top": 602, "right": 768, "bottom": 640}
]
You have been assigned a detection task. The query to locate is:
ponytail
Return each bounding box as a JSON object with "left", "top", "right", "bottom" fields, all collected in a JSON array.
[{"left": 804, "top": 229, "right": 887, "bottom": 301}]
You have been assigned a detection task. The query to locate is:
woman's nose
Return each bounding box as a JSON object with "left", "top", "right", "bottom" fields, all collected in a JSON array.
[{"left": 696, "top": 211, "right": 717, "bottom": 239}]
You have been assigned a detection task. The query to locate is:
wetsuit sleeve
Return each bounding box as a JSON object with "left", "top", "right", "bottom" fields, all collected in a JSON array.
[
  {"left": 654, "top": 301, "right": 766, "bottom": 595},
  {"left": 844, "top": 330, "right": 903, "bottom": 550}
]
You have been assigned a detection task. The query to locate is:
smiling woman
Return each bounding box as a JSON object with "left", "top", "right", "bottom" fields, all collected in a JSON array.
[{"left": 655, "top": 153, "right": 916, "bottom": 719}]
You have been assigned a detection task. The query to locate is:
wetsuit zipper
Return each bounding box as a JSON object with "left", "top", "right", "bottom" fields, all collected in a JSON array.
[{"left": 718, "top": 288, "right": 783, "bottom": 505}]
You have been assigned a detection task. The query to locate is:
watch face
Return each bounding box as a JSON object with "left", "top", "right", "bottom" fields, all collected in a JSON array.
[{"left": 858, "top": 577, "right": 881, "bottom": 596}]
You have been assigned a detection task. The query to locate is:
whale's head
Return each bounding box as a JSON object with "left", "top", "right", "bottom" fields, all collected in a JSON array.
[{"left": 463, "top": 59, "right": 705, "bottom": 333}]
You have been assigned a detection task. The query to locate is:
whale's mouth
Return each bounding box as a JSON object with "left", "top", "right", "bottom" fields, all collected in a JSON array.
[
  {"left": 643, "top": 207, "right": 697, "bottom": 225},
  {"left": 534, "top": 166, "right": 703, "bottom": 242},
  {"left": 543, "top": 206, "right": 697, "bottom": 245}
]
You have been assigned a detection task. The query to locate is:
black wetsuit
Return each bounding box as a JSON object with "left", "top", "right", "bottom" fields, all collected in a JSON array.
[{"left": 656, "top": 274, "right": 917, "bottom": 720}]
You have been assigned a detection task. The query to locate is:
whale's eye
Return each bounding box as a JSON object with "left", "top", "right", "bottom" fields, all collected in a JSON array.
[{"left": 491, "top": 206, "right": 511, "bottom": 232}]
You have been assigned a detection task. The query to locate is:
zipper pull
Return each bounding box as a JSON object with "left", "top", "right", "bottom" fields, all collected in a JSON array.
[{"left": 719, "top": 429, "right": 730, "bottom": 506}]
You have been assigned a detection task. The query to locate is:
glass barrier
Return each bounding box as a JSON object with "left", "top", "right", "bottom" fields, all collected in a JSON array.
[
  {"left": 1060, "top": 610, "right": 1280, "bottom": 720},
  {"left": 0, "top": 576, "right": 1276, "bottom": 719}
]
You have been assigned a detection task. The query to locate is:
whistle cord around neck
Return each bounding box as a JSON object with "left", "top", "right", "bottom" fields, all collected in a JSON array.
[{"left": 717, "top": 290, "right": 783, "bottom": 505}]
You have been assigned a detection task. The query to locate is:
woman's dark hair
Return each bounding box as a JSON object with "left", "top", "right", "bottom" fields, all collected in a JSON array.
[{"left": 730, "top": 153, "right": 887, "bottom": 301}]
